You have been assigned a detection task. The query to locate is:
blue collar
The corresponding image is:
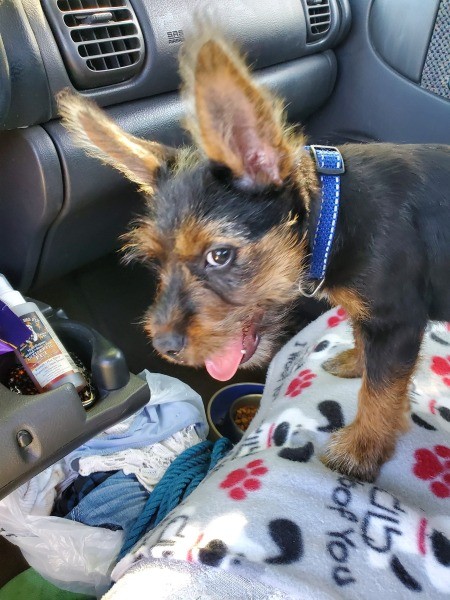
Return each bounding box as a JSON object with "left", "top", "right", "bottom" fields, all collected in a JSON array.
[{"left": 305, "top": 145, "right": 345, "bottom": 283}]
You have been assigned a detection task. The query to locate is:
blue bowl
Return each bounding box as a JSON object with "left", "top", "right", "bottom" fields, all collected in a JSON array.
[{"left": 207, "top": 382, "right": 264, "bottom": 442}]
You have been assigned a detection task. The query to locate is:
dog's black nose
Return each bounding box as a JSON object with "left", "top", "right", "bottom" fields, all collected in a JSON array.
[{"left": 153, "top": 332, "right": 186, "bottom": 358}]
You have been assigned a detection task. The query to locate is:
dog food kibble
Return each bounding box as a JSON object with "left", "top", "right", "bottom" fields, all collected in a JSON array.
[{"left": 234, "top": 405, "right": 258, "bottom": 431}]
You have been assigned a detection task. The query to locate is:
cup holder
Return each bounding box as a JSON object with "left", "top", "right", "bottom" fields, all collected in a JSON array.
[{"left": 0, "top": 303, "right": 150, "bottom": 500}]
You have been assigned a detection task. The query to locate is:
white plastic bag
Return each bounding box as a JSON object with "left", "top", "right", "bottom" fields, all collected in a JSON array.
[
  {"left": 0, "top": 466, "right": 123, "bottom": 598},
  {"left": 0, "top": 371, "right": 207, "bottom": 597}
]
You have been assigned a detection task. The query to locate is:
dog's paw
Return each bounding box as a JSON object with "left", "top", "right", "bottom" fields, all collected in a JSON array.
[
  {"left": 321, "top": 423, "right": 395, "bottom": 482},
  {"left": 322, "top": 348, "right": 363, "bottom": 379}
]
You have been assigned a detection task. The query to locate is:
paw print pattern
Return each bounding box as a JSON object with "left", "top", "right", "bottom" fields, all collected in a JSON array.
[
  {"left": 431, "top": 356, "right": 450, "bottom": 386},
  {"left": 286, "top": 369, "right": 316, "bottom": 397},
  {"left": 219, "top": 459, "right": 268, "bottom": 501},
  {"left": 327, "top": 307, "right": 348, "bottom": 328},
  {"left": 413, "top": 445, "right": 450, "bottom": 498}
]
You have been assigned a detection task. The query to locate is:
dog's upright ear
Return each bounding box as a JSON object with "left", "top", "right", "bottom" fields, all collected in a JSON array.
[
  {"left": 180, "top": 30, "right": 296, "bottom": 189},
  {"left": 57, "top": 90, "right": 175, "bottom": 194}
]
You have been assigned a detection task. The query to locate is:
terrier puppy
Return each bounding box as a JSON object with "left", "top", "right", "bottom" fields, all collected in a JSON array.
[{"left": 58, "top": 30, "right": 450, "bottom": 482}]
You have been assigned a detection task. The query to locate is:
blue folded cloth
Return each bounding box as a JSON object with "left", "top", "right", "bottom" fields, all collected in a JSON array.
[
  {"left": 52, "top": 472, "right": 116, "bottom": 517},
  {"left": 65, "top": 471, "right": 149, "bottom": 534}
]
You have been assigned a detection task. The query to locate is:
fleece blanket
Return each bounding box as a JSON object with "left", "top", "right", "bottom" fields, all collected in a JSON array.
[{"left": 105, "top": 308, "right": 450, "bottom": 599}]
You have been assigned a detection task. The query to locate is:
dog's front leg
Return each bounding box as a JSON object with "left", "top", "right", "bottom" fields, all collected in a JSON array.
[
  {"left": 322, "top": 321, "right": 424, "bottom": 482},
  {"left": 322, "top": 320, "right": 364, "bottom": 378}
]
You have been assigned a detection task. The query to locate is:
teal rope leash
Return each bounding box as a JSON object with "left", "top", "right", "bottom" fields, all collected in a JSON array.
[{"left": 118, "top": 437, "right": 232, "bottom": 560}]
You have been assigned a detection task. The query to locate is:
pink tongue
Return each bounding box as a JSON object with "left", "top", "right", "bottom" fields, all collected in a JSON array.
[{"left": 205, "top": 337, "right": 243, "bottom": 381}]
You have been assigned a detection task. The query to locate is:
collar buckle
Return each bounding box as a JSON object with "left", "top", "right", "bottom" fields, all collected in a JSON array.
[
  {"left": 309, "top": 145, "right": 345, "bottom": 175},
  {"left": 299, "top": 277, "right": 325, "bottom": 298}
]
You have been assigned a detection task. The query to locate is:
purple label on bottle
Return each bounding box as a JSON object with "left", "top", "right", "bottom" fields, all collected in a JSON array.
[
  {"left": 0, "top": 300, "right": 32, "bottom": 353},
  {"left": 0, "top": 340, "right": 12, "bottom": 355}
]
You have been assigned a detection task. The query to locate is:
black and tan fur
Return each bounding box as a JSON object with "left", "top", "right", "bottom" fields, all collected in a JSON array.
[{"left": 58, "top": 28, "right": 450, "bottom": 482}]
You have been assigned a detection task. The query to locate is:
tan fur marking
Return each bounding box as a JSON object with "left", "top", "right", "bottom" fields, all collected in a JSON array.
[
  {"left": 242, "top": 221, "right": 306, "bottom": 305},
  {"left": 173, "top": 217, "right": 246, "bottom": 261},
  {"left": 327, "top": 288, "right": 369, "bottom": 321},
  {"left": 57, "top": 90, "right": 173, "bottom": 194},
  {"left": 172, "top": 147, "right": 202, "bottom": 175},
  {"left": 323, "top": 373, "right": 413, "bottom": 481},
  {"left": 121, "top": 218, "right": 166, "bottom": 263},
  {"left": 185, "top": 306, "right": 244, "bottom": 363},
  {"left": 323, "top": 321, "right": 364, "bottom": 378},
  {"left": 293, "top": 148, "right": 320, "bottom": 210}
]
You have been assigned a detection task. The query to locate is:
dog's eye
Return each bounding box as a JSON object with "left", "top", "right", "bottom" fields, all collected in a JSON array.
[{"left": 205, "top": 247, "right": 235, "bottom": 268}]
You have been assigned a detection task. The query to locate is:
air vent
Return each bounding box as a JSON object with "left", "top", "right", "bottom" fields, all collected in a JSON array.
[
  {"left": 42, "top": 0, "right": 145, "bottom": 89},
  {"left": 304, "top": 0, "right": 332, "bottom": 42}
]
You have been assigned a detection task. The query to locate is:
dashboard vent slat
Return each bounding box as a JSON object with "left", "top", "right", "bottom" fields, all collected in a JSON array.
[
  {"left": 304, "top": 0, "right": 332, "bottom": 42},
  {"left": 42, "top": 0, "right": 145, "bottom": 89}
]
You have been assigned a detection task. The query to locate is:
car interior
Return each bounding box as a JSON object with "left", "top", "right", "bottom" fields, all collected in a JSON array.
[{"left": 0, "top": 0, "right": 449, "bottom": 593}]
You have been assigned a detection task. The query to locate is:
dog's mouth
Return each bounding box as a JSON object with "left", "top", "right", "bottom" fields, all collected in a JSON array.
[{"left": 204, "top": 321, "right": 260, "bottom": 381}]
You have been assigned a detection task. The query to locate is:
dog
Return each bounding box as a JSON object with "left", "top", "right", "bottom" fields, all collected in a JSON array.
[{"left": 57, "top": 28, "right": 450, "bottom": 482}]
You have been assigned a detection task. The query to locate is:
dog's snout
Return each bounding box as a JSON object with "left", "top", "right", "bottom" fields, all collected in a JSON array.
[{"left": 153, "top": 332, "right": 186, "bottom": 358}]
